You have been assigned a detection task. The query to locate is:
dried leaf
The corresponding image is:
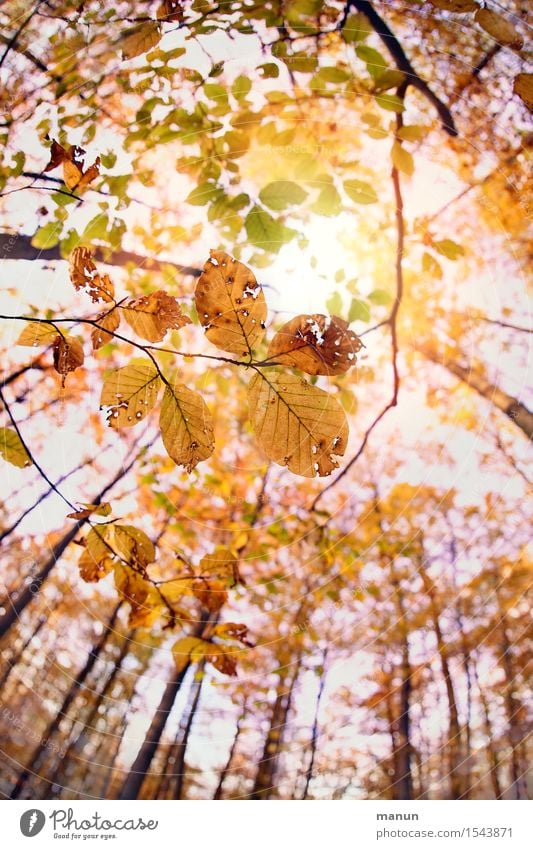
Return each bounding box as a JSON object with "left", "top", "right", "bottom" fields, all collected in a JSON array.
[
  {"left": 53, "top": 335, "right": 84, "bottom": 385},
  {"left": 119, "top": 22, "right": 161, "bottom": 60},
  {"left": 427, "top": 0, "right": 477, "bottom": 11},
  {"left": 0, "top": 428, "right": 32, "bottom": 468},
  {"left": 214, "top": 622, "right": 251, "bottom": 645},
  {"left": 69, "top": 247, "right": 115, "bottom": 303},
  {"left": 67, "top": 502, "right": 112, "bottom": 520},
  {"left": 475, "top": 8, "right": 523, "bottom": 49},
  {"left": 122, "top": 291, "right": 191, "bottom": 342},
  {"left": 514, "top": 74, "right": 533, "bottom": 111},
  {"left": 100, "top": 362, "right": 162, "bottom": 428},
  {"left": 45, "top": 141, "right": 100, "bottom": 192},
  {"left": 79, "top": 527, "right": 113, "bottom": 582},
  {"left": 248, "top": 371, "right": 349, "bottom": 477},
  {"left": 91, "top": 308, "right": 121, "bottom": 350},
  {"left": 17, "top": 322, "right": 59, "bottom": 347},
  {"left": 193, "top": 578, "right": 228, "bottom": 612},
  {"left": 267, "top": 314, "right": 362, "bottom": 375},
  {"left": 159, "top": 380, "right": 215, "bottom": 472},
  {"left": 157, "top": 0, "right": 184, "bottom": 21},
  {"left": 194, "top": 250, "right": 267, "bottom": 356}
]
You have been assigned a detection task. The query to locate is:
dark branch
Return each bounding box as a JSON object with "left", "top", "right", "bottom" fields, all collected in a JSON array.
[{"left": 348, "top": 0, "right": 458, "bottom": 136}]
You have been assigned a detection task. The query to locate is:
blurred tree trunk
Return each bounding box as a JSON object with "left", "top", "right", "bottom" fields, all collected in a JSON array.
[
  {"left": 0, "top": 614, "right": 46, "bottom": 690},
  {"left": 46, "top": 629, "right": 133, "bottom": 794},
  {"left": 10, "top": 602, "right": 122, "bottom": 798},
  {"left": 471, "top": 658, "right": 503, "bottom": 799},
  {"left": 418, "top": 343, "right": 533, "bottom": 439},
  {"left": 213, "top": 700, "right": 248, "bottom": 800},
  {"left": 251, "top": 656, "right": 302, "bottom": 799},
  {"left": 0, "top": 448, "right": 143, "bottom": 639},
  {"left": 302, "top": 648, "right": 328, "bottom": 799}
]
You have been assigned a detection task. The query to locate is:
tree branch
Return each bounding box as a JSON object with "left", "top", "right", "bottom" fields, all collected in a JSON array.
[
  {"left": 348, "top": 0, "right": 457, "bottom": 136},
  {"left": 0, "top": 232, "right": 201, "bottom": 277}
]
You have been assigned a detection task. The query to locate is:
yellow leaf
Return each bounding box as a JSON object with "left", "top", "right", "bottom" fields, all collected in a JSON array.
[
  {"left": 391, "top": 141, "right": 414, "bottom": 176},
  {"left": 267, "top": 314, "right": 362, "bottom": 375},
  {"left": 91, "top": 308, "right": 121, "bottom": 350},
  {"left": 475, "top": 8, "right": 523, "bottom": 49},
  {"left": 248, "top": 371, "right": 349, "bottom": 477},
  {"left": 199, "top": 548, "right": 239, "bottom": 581},
  {"left": 194, "top": 250, "right": 267, "bottom": 356},
  {"left": 119, "top": 22, "right": 161, "bottom": 60},
  {"left": 100, "top": 362, "right": 162, "bottom": 428},
  {"left": 69, "top": 246, "right": 115, "bottom": 303},
  {"left": 16, "top": 322, "right": 59, "bottom": 347},
  {"left": 122, "top": 290, "right": 191, "bottom": 342},
  {"left": 0, "top": 428, "right": 32, "bottom": 468},
  {"left": 159, "top": 381, "right": 215, "bottom": 472},
  {"left": 172, "top": 636, "right": 212, "bottom": 671},
  {"left": 79, "top": 526, "right": 114, "bottom": 582},
  {"left": 114, "top": 562, "right": 151, "bottom": 606},
  {"left": 113, "top": 524, "right": 155, "bottom": 566}
]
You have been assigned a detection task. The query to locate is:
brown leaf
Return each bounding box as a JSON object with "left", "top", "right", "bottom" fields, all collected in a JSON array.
[
  {"left": 427, "top": 0, "right": 477, "bottom": 11},
  {"left": 44, "top": 139, "right": 69, "bottom": 172},
  {"left": 248, "top": 371, "right": 349, "bottom": 477},
  {"left": 53, "top": 335, "right": 84, "bottom": 385},
  {"left": 267, "top": 314, "right": 362, "bottom": 375},
  {"left": 92, "top": 308, "right": 121, "bottom": 350},
  {"left": 514, "top": 74, "right": 533, "bottom": 111},
  {"left": 67, "top": 502, "right": 112, "bottom": 520},
  {"left": 44, "top": 140, "right": 100, "bottom": 191},
  {"left": 159, "top": 381, "right": 215, "bottom": 472},
  {"left": 194, "top": 250, "right": 267, "bottom": 356},
  {"left": 474, "top": 8, "right": 523, "bottom": 49},
  {"left": 122, "top": 290, "right": 191, "bottom": 342},
  {"left": 119, "top": 22, "right": 161, "bottom": 60},
  {"left": 193, "top": 578, "right": 228, "bottom": 613},
  {"left": 157, "top": 0, "right": 184, "bottom": 21},
  {"left": 69, "top": 246, "right": 115, "bottom": 303}
]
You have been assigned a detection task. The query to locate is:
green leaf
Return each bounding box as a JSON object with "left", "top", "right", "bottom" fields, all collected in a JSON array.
[
  {"left": 31, "top": 222, "right": 60, "bottom": 249},
  {"left": 259, "top": 63, "right": 280, "bottom": 78},
  {"left": 368, "top": 288, "right": 392, "bottom": 305},
  {"left": 311, "top": 183, "right": 342, "bottom": 216},
  {"left": 433, "top": 239, "right": 465, "bottom": 260},
  {"left": 259, "top": 180, "right": 308, "bottom": 211},
  {"left": 0, "top": 428, "right": 32, "bottom": 468},
  {"left": 186, "top": 181, "right": 223, "bottom": 205},
  {"left": 375, "top": 92, "right": 405, "bottom": 113},
  {"left": 356, "top": 45, "right": 388, "bottom": 79},
  {"left": 343, "top": 179, "right": 378, "bottom": 204},
  {"left": 342, "top": 12, "right": 371, "bottom": 43},
  {"left": 326, "top": 291, "right": 343, "bottom": 315},
  {"left": 232, "top": 75, "right": 252, "bottom": 99},
  {"left": 374, "top": 69, "right": 406, "bottom": 92},
  {"left": 348, "top": 298, "right": 371, "bottom": 323},
  {"left": 398, "top": 125, "right": 429, "bottom": 142},
  {"left": 316, "top": 66, "right": 351, "bottom": 84},
  {"left": 391, "top": 142, "right": 414, "bottom": 176},
  {"left": 244, "top": 206, "right": 297, "bottom": 252}
]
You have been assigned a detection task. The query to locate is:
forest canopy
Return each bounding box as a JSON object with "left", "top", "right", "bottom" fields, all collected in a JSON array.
[{"left": 0, "top": 0, "right": 531, "bottom": 802}]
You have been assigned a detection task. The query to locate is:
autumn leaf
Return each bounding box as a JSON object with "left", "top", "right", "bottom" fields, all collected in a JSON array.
[
  {"left": 427, "top": 0, "right": 477, "bottom": 10},
  {"left": 391, "top": 141, "right": 414, "bottom": 176},
  {"left": 474, "top": 8, "right": 523, "bottom": 49},
  {"left": 248, "top": 371, "right": 349, "bottom": 477},
  {"left": 113, "top": 524, "right": 156, "bottom": 567},
  {"left": 194, "top": 250, "right": 267, "bottom": 356},
  {"left": 78, "top": 526, "right": 114, "bottom": 582},
  {"left": 267, "top": 314, "right": 362, "bottom": 375},
  {"left": 100, "top": 362, "right": 162, "bottom": 428},
  {"left": 91, "top": 308, "right": 121, "bottom": 350},
  {"left": 69, "top": 247, "right": 115, "bottom": 303},
  {"left": 44, "top": 140, "right": 100, "bottom": 192},
  {"left": 513, "top": 74, "right": 533, "bottom": 111},
  {"left": 53, "top": 335, "right": 84, "bottom": 385},
  {"left": 67, "top": 502, "right": 112, "bottom": 520},
  {"left": 157, "top": 0, "right": 184, "bottom": 22},
  {"left": 114, "top": 563, "right": 151, "bottom": 607},
  {"left": 0, "top": 428, "right": 32, "bottom": 468},
  {"left": 171, "top": 637, "right": 238, "bottom": 676},
  {"left": 119, "top": 22, "right": 161, "bottom": 60},
  {"left": 214, "top": 622, "right": 252, "bottom": 645},
  {"left": 16, "top": 322, "right": 59, "bottom": 347},
  {"left": 199, "top": 548, "right": 239, "bottom": 584},
  {"left": 122, "top": 291, "right": 191, "bottom": 342},
  {"left": 159, "top": 381, "right": 215, "bottom": 472},
  {"left": 193, "top": 578, "right": 228, "bottom": 612}
]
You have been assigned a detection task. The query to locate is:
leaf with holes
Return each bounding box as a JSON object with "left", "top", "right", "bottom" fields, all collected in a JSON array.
[
  {"left": 91, "top": 308, "right": 121, "bottom": 350},
  {"left": 53, "top": 335, "right": 84, "bottom": 385},
  {"left": 194, "top": 250, "right": 267, "bottom": 356},
  {"left": 248, "top": 371, "right": 349, "bottom": 477},
  {"left": 159, "top": 381, "right": 215, "bottom": 472},
  {"left": 100, "top": 362, "right": 162, "bottom": 427},
  {"left": 267, "top": 314, "right": 362, "bottom": 375},
  {"left": 122, "top": 291, "right": 191, "bottom": 343},
  {"left": 17, "top": 322, "right": 59, "bottom": 347},
  {"left": 69, "top": 247, "right": 115, "bottom": 303}
]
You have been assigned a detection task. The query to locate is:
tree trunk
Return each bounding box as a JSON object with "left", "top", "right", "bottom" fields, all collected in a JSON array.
[
  {"left": 0, "top": 445, "right": 144, "bottom": 639},
  {"left": 251, "top": 657, "right": 301, "bottom": 799},
  {"left": 0, "top": 614, "right": 46, "bottom": 690},
  {"left": 10, "top": 602, "right": 122, "bottom": 798},
  {"left": 213, "top": 701, "right": 247, "bottom": 800},
  {"left": 417, "top": 342, "right": 533, "bottom": 439},
  {"left": 302, "top": 648, "right": 328, "bottom": 799},
  {"left": 170, "top": 662, "right": 206, "bottom": 799}
]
